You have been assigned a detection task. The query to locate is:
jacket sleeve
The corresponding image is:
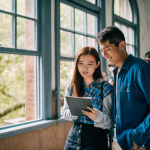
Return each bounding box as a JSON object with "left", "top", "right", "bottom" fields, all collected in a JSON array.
[
  {"left": 62, "top": 82, "right": 78, "bottom": 121},
  {"left": 94, "top": 93, "right": 112, "bottom": 129},
  {"left": 131, "top": 64, "right": 150, "bottom": 147}
]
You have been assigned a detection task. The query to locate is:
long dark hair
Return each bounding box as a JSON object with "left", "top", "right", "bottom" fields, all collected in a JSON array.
[{"left": 72, "top": 47, "right": 102, "bottom": 97}]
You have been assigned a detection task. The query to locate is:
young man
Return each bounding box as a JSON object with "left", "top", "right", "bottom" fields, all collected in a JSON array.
[{"left": 96, "top": 26, "right": 150, "bottom": 150}]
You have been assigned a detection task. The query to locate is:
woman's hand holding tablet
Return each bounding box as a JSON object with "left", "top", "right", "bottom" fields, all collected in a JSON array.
[{"left": 82, "top": 107, "right": 98, "bottom": 120}]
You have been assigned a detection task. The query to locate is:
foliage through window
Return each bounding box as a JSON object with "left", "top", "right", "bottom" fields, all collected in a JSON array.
[{"left": 0, "top": 0, "right": 40, "bottom": 127}]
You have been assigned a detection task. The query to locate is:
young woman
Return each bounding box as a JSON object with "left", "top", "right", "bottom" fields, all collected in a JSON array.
[{"left": 63, "top": 47, "right": 113, "bottom": 150}]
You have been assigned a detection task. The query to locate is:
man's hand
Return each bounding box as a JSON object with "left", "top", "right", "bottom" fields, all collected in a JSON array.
[
  {"left": 132, "top": 142, "right": 138, "bottom": 150},
  {"left": 82, "top": 107, "right": 98, "bottom": 121}
]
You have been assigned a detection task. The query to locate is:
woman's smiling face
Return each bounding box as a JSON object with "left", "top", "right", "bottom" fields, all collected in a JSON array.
[{"left": 77, "top": 54, "right": 100, "bottom": 80}]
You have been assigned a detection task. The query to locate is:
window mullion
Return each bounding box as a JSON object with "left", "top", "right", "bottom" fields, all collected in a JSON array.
[
  {"left": 15, "top": 0, "right": 17, "bottom": 48},
  {"left": 83, "top": 13, "right": 87, "bottom": 46},
  {"left": 11, "top": 0, "right": 15, "bottom": 48},
  {"left": 95, "top": 15, "right": 97, "bottom": 48},
  {"left": 119, "top": 0, "right": 120, "bottom": 16},
  {"left": 125, "top": 0, "right": 127, "bottom": 19},
  {"left": 34, "top": 22, "right": 37, "bottom": 50},
  {"left": 35, "top": 56, "right": 40, "bottom": 119},
  {"left": 11, "top": 14, "right": 15, "bottom": 48},
  {"left": 34, "top": 0, "right": 37, "bottom": 19},
  {"left": 71, "top": 7, "right": 74, "bottom": 57},
  {"left": 74, "top": 8, "right": 75, "bottom": 57}
]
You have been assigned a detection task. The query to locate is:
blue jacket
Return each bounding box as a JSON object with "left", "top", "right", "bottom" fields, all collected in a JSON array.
[{"left": 111, "top": 54, "right": 150, "bottom": 150}]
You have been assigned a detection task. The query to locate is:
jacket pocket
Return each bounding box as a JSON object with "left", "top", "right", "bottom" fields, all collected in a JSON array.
[{"left": 121, "top": 85, "right": 135, "bottom": 104}]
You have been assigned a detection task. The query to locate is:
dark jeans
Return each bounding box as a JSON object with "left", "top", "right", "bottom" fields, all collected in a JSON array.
[{"left": 64, "top": 122, "right": 108, "bottom": 150}]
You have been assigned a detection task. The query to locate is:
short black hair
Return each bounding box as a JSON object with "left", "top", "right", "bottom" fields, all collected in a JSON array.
[
  {"left": 145, "top": 51, "right": 150, "bottom": 59},
  {"left": 95, "top": 26, "right": 125, "bottom": 47}
]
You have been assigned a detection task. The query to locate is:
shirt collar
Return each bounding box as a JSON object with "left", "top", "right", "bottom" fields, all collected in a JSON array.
[
  {"left": 83, "top": 78, "right": 101, "bottom": 89},
  {"left": 113, "top": 66, "right": 118, "bottom": 74}
]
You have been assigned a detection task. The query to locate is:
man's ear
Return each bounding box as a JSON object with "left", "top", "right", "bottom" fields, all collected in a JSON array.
[
  {"left": 96, "top": 61, "right": 100, "bottom": 68},
  {"left": 119, "top": 41, "right": 126, "bottom": 51}
]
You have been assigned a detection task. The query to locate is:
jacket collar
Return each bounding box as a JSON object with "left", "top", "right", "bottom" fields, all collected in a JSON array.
[
  {"left": 113, "top": 54, "right": 134, "bottom": 74},
  {"left": 121, "top": 54, "right": 134, "bottom": 70}
]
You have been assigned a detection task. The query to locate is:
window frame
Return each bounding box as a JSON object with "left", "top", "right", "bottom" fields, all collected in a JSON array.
[
  {"left": 0, "top": 0, "right": 40, "bottom": 55},
  {"left": 55, "top": 0, "right": 106, "bottom": 118},
  {"left": 112, "top": 0, "right": 139, "bottom": 57},
  {"left": 0, "top": 0, "right": 107, "bottom": 139},
  {"left": 0, "top": 0, "right": 54, "bottom": 139}
]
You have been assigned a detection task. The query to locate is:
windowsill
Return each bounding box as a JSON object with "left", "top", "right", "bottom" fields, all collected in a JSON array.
[
  {"left": 0, "top": 118, "right": 70, "bottom": 139},
  {"left": 57, "top": 116, "right": 70, "bottom": 124},
  {"left": 0, "top": 120, "right": 57, "bottom": 139}
]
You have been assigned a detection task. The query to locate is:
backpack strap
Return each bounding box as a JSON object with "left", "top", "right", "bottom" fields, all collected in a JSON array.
[{"left": 101, "top": 81, "right": 105, "bottom": 101}]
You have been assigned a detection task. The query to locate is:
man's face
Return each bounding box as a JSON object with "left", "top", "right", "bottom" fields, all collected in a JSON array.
[{"left": 99, "top": 40, "right": 125, "bottom": 66}]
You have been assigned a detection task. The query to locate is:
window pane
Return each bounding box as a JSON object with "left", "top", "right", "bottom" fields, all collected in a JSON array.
[
  {"left": 121, "top": 25, "right": 128, "bottom": 43},
  {"left": 60, "top": 3, "right": 73, "bottom": 30},
  {"left": 126, "top": 44, "right": 134, "bottom": 55},
  {"left": 114, "top": 22, "right": 121, "bottom": 29},
  {"left": 75, "top": 9, "right": 86, "bottom": 33},
  {"left": 128, "top": 45, "right": 134, "bottom": 55},
  {"left": 87, "top": 37, "right": 95, "bottom": 48},
  {"left": 128, "top": 28, "right": 134, "bottom": 45},
  {"left": 114, "top": 0, "right": 119, "bottom": 16},
  {"left": 115, "top": 22, "right": 135, "bottom": 55},
  {"left": 86, "top": 0, "right": 96, "bottom": 4},
  {"left": 126, "top": 45, "right": 129, "bottom": 53},
  {"left": 120, "top": 0, "right": 126, "bottom": 19},
  {"left": 60, "top": 30, "right": 74, "bottom": 57},
  {"left": 87, "top": 14, "right": 97, "bottom": 36},
  {"left": 0, "top": 0, "right": 12, "bottom": 12},
  {"left": 132, "top": 46, "right": 135, "bottom": 56},
  {"left": 0, "top": 54, "right": 38, "bottom": 127},
  {"left": 126, "top": 0, "right": 132, "bottom": 22},
  {"left": 75, "top": 34, "right": 86, "bottom": 55},
  {"left": 17, "top": 17, "right": 36, "bottom": 50},
  {"left": 17, "top": 0, "right": 36, "bottom": 18},
  {"left": 115, "top": 0, "right": 133, "bottom": 22},
  {"left": 115, "top": 22, "right": 135, "bottom": 46},
  {"left": 60, "top": 61, "right": 74, "bottom": 114},
  {"left": 0, "top": 13, "right": 13, "bottom": 47}
]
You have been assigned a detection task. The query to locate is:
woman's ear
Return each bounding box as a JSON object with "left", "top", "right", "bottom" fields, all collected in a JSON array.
[{"left": 96, "top": 61, "right": 100, "bottom": 68}]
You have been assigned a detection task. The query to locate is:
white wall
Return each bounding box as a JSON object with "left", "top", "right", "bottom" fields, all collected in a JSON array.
[
  {"left": 105, "top": 0, "right": 113, "bottom": 75},
  {"left": 105, "top": 0, "right": 113, "bottom": 27},
  {"left": 137, "top": 0, "right": 150, "bottom": 59}
]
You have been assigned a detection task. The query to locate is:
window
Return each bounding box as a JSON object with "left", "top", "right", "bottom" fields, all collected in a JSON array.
[
  {"left": 56, "top": 0, "right": 105, "bottom": 117},
  {"left": 0, "top": 0, "right": 41, "bottom": 128},
  {"left": 113, "top": 0, "right": 139, "bottom": 56}
]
